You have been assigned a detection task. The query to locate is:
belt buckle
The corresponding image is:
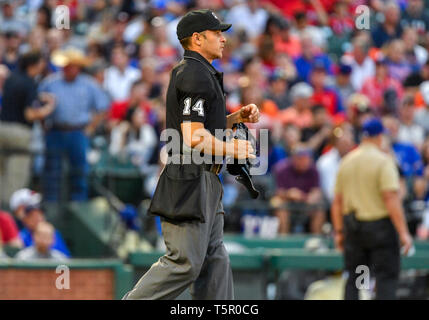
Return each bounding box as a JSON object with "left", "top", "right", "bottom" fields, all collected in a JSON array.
[{"left": 211, "top": 164, "right": 222, "bottom": 175}]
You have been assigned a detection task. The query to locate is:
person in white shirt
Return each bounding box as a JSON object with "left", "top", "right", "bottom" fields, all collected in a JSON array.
[
  {"left": 15, "top": 221, "right": 68, "bottom": 261},
  {"left": 104, "top": 46, "right": 141, "bottom": 102},
  {"left": 225, "top": 0, "right": 268, "bottom": 39},
  {"left": 398, "top": 94, "right": 425, "bottom": 150},
  {"left": 348, "top": 36, "right": 375, "bottom": 91},
  {"left": 317, "top": 124, "right": 355, "bottom": 203}
]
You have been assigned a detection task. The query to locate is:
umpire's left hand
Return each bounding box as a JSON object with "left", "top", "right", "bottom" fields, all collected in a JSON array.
[{"left": 240, "top": 104, "right": 260, "bottom": 123}]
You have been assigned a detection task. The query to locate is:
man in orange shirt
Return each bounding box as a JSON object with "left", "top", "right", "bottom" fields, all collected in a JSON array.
[{"left": 280, "top": 82, "right": 314, "bottom": 128}]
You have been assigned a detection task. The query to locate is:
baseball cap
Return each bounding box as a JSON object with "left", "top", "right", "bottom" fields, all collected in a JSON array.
[
  {"left": 362, "top": 118, "right": 385, "bottom": 137},
  {"left": 9, "top": 188, "right": 41, "bottom": 212},
  {"left": 291, "top": 146, "right": 313, "bottom": 157},
  {"left": 290, "top": 82, "right": 314, "bottom": 101},
  {"left": 312, "top": 59, "right": 326, "bottom": 72},
  {"left": 176, "top": 9, "right": 231, "bottom": 41},
  {"left": 420, "top": 81, "right": 429, "bottom": 105},
  {"left": 338, "top": 63, "right": 352, "bottom": 75}
]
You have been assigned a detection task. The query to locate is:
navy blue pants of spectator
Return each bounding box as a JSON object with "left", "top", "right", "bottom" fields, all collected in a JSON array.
[{"left": 43, "top": 129, "right": 89, "bottom": 202}]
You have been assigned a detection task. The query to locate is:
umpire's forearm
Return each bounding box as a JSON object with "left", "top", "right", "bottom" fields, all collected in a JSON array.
[
  {"left": 331, "top": 193, "right": 344, "bottom": 233},
  {"left": 383, "top": 190, "right": 410, "bottom": 237},
  {"left": 226, "top": 111, "right": 242, "bottom": 129},
  {"left": 182, "top": 122, "right": 232, "bottom": 156}
]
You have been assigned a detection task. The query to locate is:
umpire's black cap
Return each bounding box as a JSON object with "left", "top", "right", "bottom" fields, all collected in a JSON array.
[{"left": 176, "top": 9, "right": 232, "bottom": 41}]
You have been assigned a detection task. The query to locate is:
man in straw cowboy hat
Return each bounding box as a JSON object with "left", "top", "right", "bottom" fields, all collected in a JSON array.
[{"left": 39, "top": 47, "right": 110, "bottom": 201}]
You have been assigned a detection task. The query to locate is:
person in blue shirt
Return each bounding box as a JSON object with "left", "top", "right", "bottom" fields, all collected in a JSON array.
[
  {"left": 383, "top": 115, "right": 425, "bottom": 200},
  {"left": 294, "top": 33, "right": 333, "bottom": 83},
  {"left": 18, "top": 205, "right": 70, "bottom": 257},
  {"left": 371, "top": 2, "right": 403, "bottom": 48},
  {"left": 39, "top": 48, "right": 110, "bottom": 201}
]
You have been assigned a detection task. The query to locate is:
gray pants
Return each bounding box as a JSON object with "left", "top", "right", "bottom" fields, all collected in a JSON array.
[
  {"left": 123, "top": 171, "right": 234, "bottom": 300},
  {"left": 0, "top": 122, "right": 32, "bottom": 206}
]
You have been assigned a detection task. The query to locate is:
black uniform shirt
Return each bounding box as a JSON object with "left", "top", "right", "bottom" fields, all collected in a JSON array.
[
  {"left": 0, "top": 71, "right": 37, "bottom": 127},
  {"left": 166, "top": 50, "right": 227, "bottom": 155}
]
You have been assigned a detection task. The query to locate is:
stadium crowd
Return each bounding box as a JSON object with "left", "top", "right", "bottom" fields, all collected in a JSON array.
[{"left": 2, "top": 0, "right": 429, "bottom": 260}]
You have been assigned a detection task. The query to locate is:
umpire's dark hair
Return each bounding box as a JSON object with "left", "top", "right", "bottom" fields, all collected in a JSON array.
[
  {"left": 18, "top": 50, "right": 43, "bottom": 72},
  {"left": 179, "top": 36, "right": 192, "bottom": 50}
]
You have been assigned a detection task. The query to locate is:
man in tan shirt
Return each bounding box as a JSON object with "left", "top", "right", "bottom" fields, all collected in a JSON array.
[{"left": 331, "top": 118, "right": 413, "bottom": 300}]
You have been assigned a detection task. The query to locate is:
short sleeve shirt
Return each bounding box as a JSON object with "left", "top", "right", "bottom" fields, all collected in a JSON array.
[
  {"left": 0, "top": 71, "right": 37, "bottom": 126},
  {"left": 334, "top": 142, "right": 400, "bottom": 221},
  {"left": 165, "top": 50, "right": 227, "bottom": 155}
]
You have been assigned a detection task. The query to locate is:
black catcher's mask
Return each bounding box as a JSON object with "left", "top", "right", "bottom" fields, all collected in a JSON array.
[{"left": 226, "top": 122, "right": 260, "bottom": 199}]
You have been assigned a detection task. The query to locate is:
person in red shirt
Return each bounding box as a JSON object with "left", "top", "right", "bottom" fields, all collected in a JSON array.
[
  {"left": 0, "top": 210, "right": 22, "bottom": 248},
  {"left": 108, "top": 80, "right": 155, "bottom": 129},
  {"left": 271, "top": 18, "right": 302, "bottom": 59},
  {"left": 310, "top": 64, "right": 345, "bottom": 118},
  {"left": 360, "top": 57, "right": 404, "bottom": 114}
]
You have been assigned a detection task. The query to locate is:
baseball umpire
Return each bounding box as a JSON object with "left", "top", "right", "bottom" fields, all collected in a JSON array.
[
  {"left": 331, "top": 118, "right": 413, "bottom": 300},
  {"left": 122, "top": 9, "right": 259, "bottom": 300}
]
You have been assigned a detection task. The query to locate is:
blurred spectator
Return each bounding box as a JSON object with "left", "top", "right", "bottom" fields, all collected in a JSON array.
[
  {"left": 0, "top": 51, "right": 55, "bottom": 205},
  {"left": 104, "top": 45, "right": 141, "bottom": 102},
  {"left": 108, "top": 79, "right": 155, "bottom": 126},
  {"left": 19, "top": 205, "right": 70, "bottom": 257},
  {"left": 348, "top": 35, "right": 375, "bottom": 91},
  {"left": 397, "top": 94, "right": 424, "bottom": 150},
  {"left": 268, "top": 124, "right": 301, "bottom": 171},
  {"left": 20, "top": 26, "right": 47, "bottom": 55},
  {"left": 403, "top": 60, "right": 429, "bottom": 107},
  {"left": 140, "top": 57, "right": 163, "bottom": 99},
  {"left": 415, "top": 81, "right": 429, "bottom": 133},
  {"left": 279, "top": 82, "right": 314, "bottom": 128},
  {"left": 301, "top": 104, "right": 332, "bottom": 159},
  {"left": 294, "top": 32, "right": 333, "bottom": 83},
  {"left": 0, "top": 63, "right": 9, "bottom": 105},
  {"left": 421, "top": 136, "right": 429, "bottom": 190},
  {"left": 335, "top": 63, "right": 354, "bottom": 103},
  {"left": 371, "top": 1, "right": 403, "bottom": 48},
  {"left": 293, "top": 10, "right": 327, "bottom": 49},
  {"left": 328, "top": 0, "right": 354, "bottom": 37},
  {"left": 383, "top": 114, "right": 426, "bottom": 200},
  {"left": 317, "top": 123, "right": 355, "bottom": 203},
  {"left": 39, "top": 48, "right": 110, "bottom": 202},
  {"left": 9, "top": 188, "right": 41, "bottom": 224},
  {"left": 103, "top": 11, "right": 137, "bottom": 61},
  {"left": 360, "top": 57, "right": 403, "bottom": 113},
  {"left": 15, "top": 221, "right": 68, "bottom": 261},
  {"left": 402, "top": 27, "right": 428, "bottom": 67},
  {"left": 345, "top": 93, "right": 373, "bottom": 143},
  {"left": 225, "top": 0, "right": 269, "bottom": 40},
  {"left": 0, "top": 210, "right": 22, "bottom": 249},
  {"left": 400, "top": 0, "right": 429, "bottom": 36},
  {"left": 232, "top": 82, "right": 279, "bottom": 120},
  {"left": 310, "top": 63, "right": 345, "bottom": 118},
  {"left": 271, "top": 146, "right": 325, "bottom": 234},
  {"left": 150, "top": 16, "right": 178, "bottom": 67},
  {"left": 1, "top": 30, "right": 21, "bottom": 71},
  {"left": 385, "top": 39, "right": 417, "bottom": 83},
  {"left": 109, "top": 105, "right": 158, "bottom": 172},
  {"left": 265, "top": 68, "right": 291, "bottom": 110},
  {"left": 268, "top": 15, "right": 301, "bottom": 60},
  {"left": 34, "top": 5, "right": 52, "bottom": 30},
  {"left": 0, "top": 0, "right": 30, "bottom": 36}
]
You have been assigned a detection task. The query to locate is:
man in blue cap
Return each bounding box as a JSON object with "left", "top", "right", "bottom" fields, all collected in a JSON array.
[{"left": 331, "top": 117, "right": 413, "bottom": 299}]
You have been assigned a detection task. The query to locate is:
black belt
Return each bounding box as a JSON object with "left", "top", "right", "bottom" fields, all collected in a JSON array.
[
  {"left": 177, "top": 155, "right": 223, "bottom": 175},
  {"left": 51, "top": 124, "right": 86, "bottom": 131},
  {"left": 203, "top": 163, "right": 223, "bottom": 175}
]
